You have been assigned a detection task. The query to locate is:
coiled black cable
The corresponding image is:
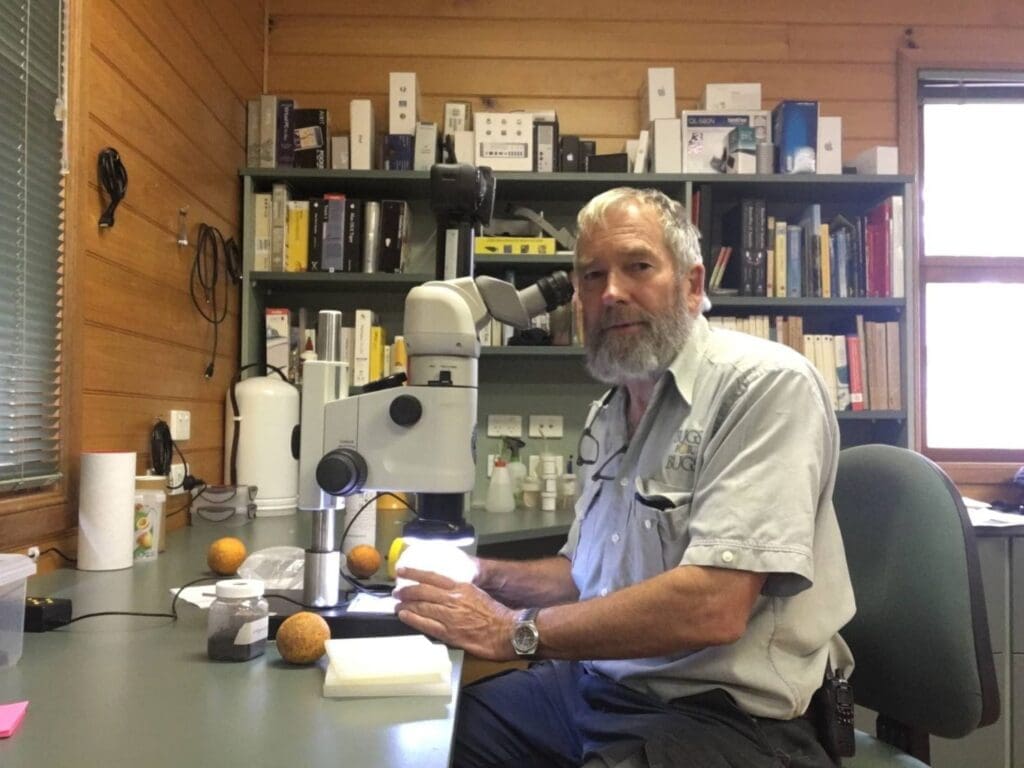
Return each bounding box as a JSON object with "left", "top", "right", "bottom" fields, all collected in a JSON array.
[
  {"left": 97, "top": 147, "right": 127, "bottom": 228},
  {"left": 190, "top": 223, "right": 242, "bottom": 378}
]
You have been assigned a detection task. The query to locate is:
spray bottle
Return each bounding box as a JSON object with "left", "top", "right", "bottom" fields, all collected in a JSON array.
[
  {"left": 502, "top": 437, "right": 528, "bottom": 504},
  {"left": 485, "top": 453, "right": 516, "bottom": 515}
]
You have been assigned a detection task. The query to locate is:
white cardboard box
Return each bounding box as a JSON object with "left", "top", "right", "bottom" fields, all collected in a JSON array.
[
  {"left": 651, "top": 118, "right": 682, "bottom": 173},
  {"left": 389, "top": 72, "right": 420, "bottom": 135},
  {"left": 414, "top": 122, "right": 438, "bottom": 171},
  {"left": 640, "top": 67, "right": 676, "bottom": 124},
  {"left": 474, "top": 112, "right": 534, "bottom": 171},
  {"left": 451, "top": 130, "right": 474, "bottom": 165},
  {"left": 681, "top": 110, "right": 770, "bottom": 173},
  {"left": 853, "top": 145, "right": 899, "bottom": 175},
  {"left": 700, "top": 83, "right": 762, "bottom": 111},
  {"left": 349, "top": 100, "right": 376, "bottom": 170},
  {"left": 330, "top": 135, "right": 349, "bottom": 170},
  {"left": 816, "top": 116, "right": 843, "bottom": 174}
]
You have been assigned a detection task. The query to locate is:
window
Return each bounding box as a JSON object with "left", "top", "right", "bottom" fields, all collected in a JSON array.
[
  {"left": 0, "top": 0, "right": 65, "bottom": 492},
  {"left": 919, "top": 72, "right": 1024, "bottom": 459}
]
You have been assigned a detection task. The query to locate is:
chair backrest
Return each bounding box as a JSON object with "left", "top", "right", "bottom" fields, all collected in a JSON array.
[{"left": 833, "top": 444, "right": 999, "bottom": 740}]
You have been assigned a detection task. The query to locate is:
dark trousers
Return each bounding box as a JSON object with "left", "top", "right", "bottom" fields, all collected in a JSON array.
[{"left": 454, "top": 661, "right": 832, "bottom": 768}]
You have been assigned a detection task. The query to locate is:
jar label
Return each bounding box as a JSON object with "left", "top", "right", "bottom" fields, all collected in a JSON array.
[{"left": 233, "top": 617, "right": 269, "bottom": 646}]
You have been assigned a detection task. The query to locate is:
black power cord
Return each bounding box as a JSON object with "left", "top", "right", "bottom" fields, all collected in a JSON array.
[
  {"left": 190, "top": 223, "right": 242, "bottom": 378},
  {"left": 97, "top": 147, "right": 127, "bottom": 227},
  {"left": 150, "top": 419, "right": 203, "bottom": 492}
]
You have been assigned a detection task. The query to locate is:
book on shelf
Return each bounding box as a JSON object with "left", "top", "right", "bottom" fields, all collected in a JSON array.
[
  {"left": 864, "top": 320, "right": 889, "bottom": 410},
  {"left": 352, "top": 309, "right": 378, "bottom": 387},
  {"left": 786, "top": 224, "right": 802, "bottom": 297},
  {"left": 798, "top": 204, "right": 822, "bottom": 298},
  {"left": 253, "top": 193, "right": 271, "bottom": 271},
  {"left": 270, "top": 182, "right": 290, "bottom": 272},
  {"left": 285, "top": 200, "right": 309, "bottom": 272},
  {"left": 307, "top": 197, "right": 325, "bottom": 272},
  {"left": 380, "top": 200, "right": 411, "bottom": 273},
  {"left": 818, "top": 223, "right": 831, "bottom": 298},
  {"left": 833, "top": 334, "right": 851, "bottom": 410},
  {"left": 846, "top": 334, "right": 865, "bottom": 411},
  {"left": 884, "top": 320, "right": 902, "bottom": 410},
  {"left": 772, "top": 218, "right": 787, "bottom": 297},
  {"left": 344, "top": 199, "right": 364, "bottom": 272},
  {"left": 322, "top": 194, "right": 346, "bottom": 272}
]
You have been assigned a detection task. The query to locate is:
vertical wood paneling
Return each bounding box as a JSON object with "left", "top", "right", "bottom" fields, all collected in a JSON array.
[{"left": 1, "top": 0, "right": 265, "bottom": 555}]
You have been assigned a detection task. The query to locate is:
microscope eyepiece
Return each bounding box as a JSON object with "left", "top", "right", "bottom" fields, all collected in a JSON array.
[{"left": 534, "top": 270, "right": 574, "bottom": 311}]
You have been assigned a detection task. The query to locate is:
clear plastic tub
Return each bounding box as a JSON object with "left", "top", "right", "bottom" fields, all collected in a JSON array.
[{"left": 0, "top": 554, "right": 37, "bottom": 669}]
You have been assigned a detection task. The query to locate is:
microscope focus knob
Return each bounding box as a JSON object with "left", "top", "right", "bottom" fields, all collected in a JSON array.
[
  {"left": 389, "top": 394, "right": 423, "bottom": 427},
  {"left": 316, "top": 449, "right": 367, "bottom": 496}
]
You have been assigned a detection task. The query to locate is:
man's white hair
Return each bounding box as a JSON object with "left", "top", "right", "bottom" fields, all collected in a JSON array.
[{"left": 573, "top": 187, "right": 710, "bottom": 312}]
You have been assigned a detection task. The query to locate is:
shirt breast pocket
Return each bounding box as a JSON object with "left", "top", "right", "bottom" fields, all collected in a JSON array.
[{"left": 635, "top": 479, "right": 693, "bottom": 570}]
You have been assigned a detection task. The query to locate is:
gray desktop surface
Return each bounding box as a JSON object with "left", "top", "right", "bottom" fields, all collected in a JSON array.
[
  {"left": 0, "top": 515, "right": 462, "bottom": 768},
  {"left": 468, "top": 506, "right": 574, "bottom": 546}
]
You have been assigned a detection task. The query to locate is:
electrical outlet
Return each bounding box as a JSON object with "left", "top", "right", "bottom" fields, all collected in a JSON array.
[
  {"left": 168, "top": 463, "right": 186, "bottom": 494},
  {"left": 169, "top": 409, "right": 191, "bottom": 441},
  {"left": 529, "top": 414, "right": 563, "bottom": 438},
  {"left": 487, "top": 414, "right": 523, "bottom": 438}
]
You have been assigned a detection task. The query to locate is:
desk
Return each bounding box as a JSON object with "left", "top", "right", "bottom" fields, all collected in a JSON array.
[
  {"left": 468, "top": 506, "right": 574, "bottom": 559},
  {"left": 0, "top": 517, "right": 463, "bottom": 768}
]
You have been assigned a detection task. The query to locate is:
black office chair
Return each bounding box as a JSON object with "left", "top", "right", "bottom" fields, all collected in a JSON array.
[{"left": 832, "top": 444, "right": 1000, "bottom": 766}]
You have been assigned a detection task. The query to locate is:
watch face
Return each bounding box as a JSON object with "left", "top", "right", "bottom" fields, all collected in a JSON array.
[{"left": 513, "top": 622, "right": 539, "bottom": 655}]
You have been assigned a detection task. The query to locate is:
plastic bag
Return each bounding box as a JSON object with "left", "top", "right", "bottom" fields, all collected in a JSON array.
[{"left": 237, "top": 546, "right": 304, "bottom": 590}]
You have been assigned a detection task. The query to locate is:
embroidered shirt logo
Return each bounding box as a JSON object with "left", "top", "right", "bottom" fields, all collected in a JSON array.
[{"left": 665, "top": 428, "right": 701, "bottom": 474}]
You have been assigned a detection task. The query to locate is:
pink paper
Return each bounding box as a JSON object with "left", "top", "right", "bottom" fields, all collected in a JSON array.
[{"left": 0, "top": 700, "right": 28, "bottom": 737}]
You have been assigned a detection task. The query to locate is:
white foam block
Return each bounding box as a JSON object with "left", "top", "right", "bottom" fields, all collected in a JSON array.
[{"left": 322, "top": 635, "right": 452, "bottom": 698}]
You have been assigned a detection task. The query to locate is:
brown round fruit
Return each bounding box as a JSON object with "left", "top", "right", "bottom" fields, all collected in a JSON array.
[
  {"left": 276, "top": 611, "right": 330, "bottom": 664},
  {"left": 207, "top": 536, "right": 247, "bottom": 576},
  {"left": 346, "top": 544, "right": 382, "bottom": 579}
]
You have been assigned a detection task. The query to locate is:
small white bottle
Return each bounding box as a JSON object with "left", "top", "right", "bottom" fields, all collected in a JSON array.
[{"left": 486, "top": 458, "right": 516, "bottom": 514}]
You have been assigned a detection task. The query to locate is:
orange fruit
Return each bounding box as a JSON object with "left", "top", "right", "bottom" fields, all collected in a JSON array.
[
  {"left": 276, "top": 611, "right": 331, "bottom": 664},
  {"left": 346, "top": 544, "right": 382, "bottom": 579},
  {"left": 207, "top": 536, "right": 247, "bottom": 575}
]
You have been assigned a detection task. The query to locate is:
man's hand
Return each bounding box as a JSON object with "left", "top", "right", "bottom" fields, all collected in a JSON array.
[{"left": 393, "top": 567, "right": 517, "bottom": 660}]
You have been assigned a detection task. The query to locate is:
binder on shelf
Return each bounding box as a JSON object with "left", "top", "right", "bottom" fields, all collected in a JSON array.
[{"left": 322, "top": 194, "right": 346, "bottom": 272}]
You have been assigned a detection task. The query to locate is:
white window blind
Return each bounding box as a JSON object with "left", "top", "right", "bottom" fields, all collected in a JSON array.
[{"left": 0, "top": 0, "right": 64, "bottom": 491}]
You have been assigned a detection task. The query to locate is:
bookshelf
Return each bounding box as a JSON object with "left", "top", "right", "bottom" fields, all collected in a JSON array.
[{"left": 239, "top": 169, "right": 915, "bottom": 495}]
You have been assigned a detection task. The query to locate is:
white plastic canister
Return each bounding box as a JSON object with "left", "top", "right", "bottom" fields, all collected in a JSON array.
[{"left": 224, "top": 376, "right": 299, "bottom": 515}]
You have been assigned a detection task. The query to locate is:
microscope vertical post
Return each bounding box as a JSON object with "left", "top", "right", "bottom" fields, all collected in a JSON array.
[{"left": 299, "top": 310, "right": 348, "bottom": 607}]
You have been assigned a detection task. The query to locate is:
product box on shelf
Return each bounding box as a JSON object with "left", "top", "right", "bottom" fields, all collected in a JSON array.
[
  {"left": 699, "top": 82, "right": 762, "bottom": 111},
  {"left": 772, "top": 100, "right": 819, "bottom": 174},
  {"left": 853, "top": 145, "right": 899, "bottom": 175},
  {"left": 681, "top": 110, "right": 770, "bottom": 173}
]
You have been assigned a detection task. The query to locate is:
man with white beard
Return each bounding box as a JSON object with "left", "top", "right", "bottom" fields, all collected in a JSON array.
[{"left": 395, "top": 188, "right": 855, "bottom": 768}]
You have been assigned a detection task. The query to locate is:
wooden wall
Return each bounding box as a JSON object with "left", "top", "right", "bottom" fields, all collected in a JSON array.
[
  {"left": 0, "top": 0, "right": 265, "bottom": 566},
  {"left": 265, "top": 0, "right": 1024, "bottom": 162}
]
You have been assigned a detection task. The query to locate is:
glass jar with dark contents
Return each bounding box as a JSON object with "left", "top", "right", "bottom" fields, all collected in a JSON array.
[{"left": 207, "top": 578, "right": 269, "bottom": 662}]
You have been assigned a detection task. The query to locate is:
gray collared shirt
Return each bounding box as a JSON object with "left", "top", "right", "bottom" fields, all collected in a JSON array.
[{"left": 560, "top": 313, "right": 855, "bottom": 719}]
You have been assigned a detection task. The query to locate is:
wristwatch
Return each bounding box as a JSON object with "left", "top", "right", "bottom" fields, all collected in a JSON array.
[{"left": 511, "top": 607, "right": 541, "bottom": 656}]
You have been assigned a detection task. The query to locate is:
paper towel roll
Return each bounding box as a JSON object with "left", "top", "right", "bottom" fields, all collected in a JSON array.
[{"left": 77, "top": 452, "right": 137, "bottom": 571}]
